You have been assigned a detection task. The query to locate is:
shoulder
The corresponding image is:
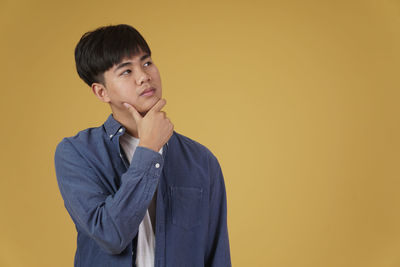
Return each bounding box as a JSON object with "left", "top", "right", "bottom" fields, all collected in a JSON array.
[{"left": 54, "top": 125, "right": 105, "bottom": 159}]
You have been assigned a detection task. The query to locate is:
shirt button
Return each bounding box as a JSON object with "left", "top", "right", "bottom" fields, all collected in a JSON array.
[
  {"left": 109, "top": 134, "right": 113, "bottom": 138},
  {"left": 155, "top": 163, "right": 160, "bottom": 168},
  {"left": 119, "top": 128, "right": 123, "bottom": 133}
]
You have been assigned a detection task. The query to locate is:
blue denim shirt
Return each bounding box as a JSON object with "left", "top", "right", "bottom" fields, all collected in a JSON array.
[{"left": 54, "top": 114, "right": 231, "bottom": 267}]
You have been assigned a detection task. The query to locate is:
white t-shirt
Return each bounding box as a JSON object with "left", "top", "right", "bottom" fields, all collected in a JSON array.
[{"left": 119, "top": 132, "right": 162, "bottom": 267}]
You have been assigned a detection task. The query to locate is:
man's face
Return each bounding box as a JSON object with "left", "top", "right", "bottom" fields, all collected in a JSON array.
[{"left": 99, "top": 49, "right": 162, "bottom": 115}]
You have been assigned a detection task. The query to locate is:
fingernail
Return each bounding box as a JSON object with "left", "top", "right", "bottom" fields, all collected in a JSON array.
[{"left": 123, "top": 103, "right": 129, "bottom": 108}]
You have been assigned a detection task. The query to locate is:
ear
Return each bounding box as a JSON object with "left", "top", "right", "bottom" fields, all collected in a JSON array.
[{"left": 91, "top": 82, "right": 111, "bottom": 103}]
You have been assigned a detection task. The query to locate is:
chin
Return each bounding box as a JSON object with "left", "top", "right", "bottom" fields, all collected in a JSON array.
[
  {"left": 139, "top": 103, "right": 154, "bottom": 115},
  {"left": 137, "top": 95, "right": 160, "bottom": 113},
  {"left": 149, "top": 96, "right": 160, "bottom": 106}
]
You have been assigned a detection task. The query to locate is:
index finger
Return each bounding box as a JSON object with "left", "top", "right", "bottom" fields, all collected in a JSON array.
[{"left": 123, "top": 102, "right": 142, "bottom": 123}]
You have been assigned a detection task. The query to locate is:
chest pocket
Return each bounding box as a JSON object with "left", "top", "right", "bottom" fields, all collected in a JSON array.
[{"left": 170, "top": 186, "right": 203, "bottom": 230}]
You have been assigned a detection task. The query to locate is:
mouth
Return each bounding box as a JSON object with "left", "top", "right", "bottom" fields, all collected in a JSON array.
[{"left": 140, "top": 87, "right": 156, "bottom": 96}]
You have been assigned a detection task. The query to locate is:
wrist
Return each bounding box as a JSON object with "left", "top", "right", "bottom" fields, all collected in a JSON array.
[{"left": 138, "top": 142, "right": 159, "bottom": 153}]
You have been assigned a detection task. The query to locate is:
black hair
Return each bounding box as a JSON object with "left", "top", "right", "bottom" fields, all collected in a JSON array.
[{"left": 74, "top": 24, "right": 151, "bottom": 86}]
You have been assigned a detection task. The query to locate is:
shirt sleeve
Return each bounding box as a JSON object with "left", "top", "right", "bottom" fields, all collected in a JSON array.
[
  {"left": 205, "top": 153, "right": 232, "bottom": 267},
  {"left": 54, "top": 138, "right": 163, "bottom": 255}
]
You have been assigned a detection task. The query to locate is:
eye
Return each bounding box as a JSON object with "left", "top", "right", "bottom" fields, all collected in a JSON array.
[
  {"left": 144, "top": 61, "right": 152, "bottom": 67},
  {"left": 121, "top": 69, "right": 131, "bottom": 75}
]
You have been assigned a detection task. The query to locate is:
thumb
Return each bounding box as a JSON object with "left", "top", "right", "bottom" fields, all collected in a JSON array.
[{"left": 123, "top": 102, "right": 142, "bottom": 123}]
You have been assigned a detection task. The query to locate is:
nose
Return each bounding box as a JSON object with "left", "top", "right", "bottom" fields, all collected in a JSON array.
[{"left": 136, "top": 67, "right": 151, "bottom": 85}]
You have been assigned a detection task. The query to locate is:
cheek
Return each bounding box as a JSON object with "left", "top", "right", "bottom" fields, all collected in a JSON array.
[
  {"left": 108, "top": 90, "right": 138, "bottom": 109},
  {"left": 111, "top": 82, "right": 135, "bottom": 97},
  {"left": 151, "top": 68, "right": 161, "bottom": 81}
]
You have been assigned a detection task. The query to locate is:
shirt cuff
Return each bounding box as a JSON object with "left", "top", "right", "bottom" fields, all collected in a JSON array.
[{"left": 129, "top": 145, "right": 164, "bottom": 176}]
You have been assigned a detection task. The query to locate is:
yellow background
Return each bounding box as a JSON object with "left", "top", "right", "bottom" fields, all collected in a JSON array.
[{"left": 1, "top": 0, "right": 399, "bottom": 266}]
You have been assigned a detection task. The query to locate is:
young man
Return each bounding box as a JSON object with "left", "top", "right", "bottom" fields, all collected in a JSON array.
[{"left": 54, "top": 24, "right": 231, "bottom": 267}]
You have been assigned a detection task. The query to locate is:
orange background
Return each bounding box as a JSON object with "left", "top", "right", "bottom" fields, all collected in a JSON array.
[{"left": 1, "top": 0, "right": 399, "bottom": 266}]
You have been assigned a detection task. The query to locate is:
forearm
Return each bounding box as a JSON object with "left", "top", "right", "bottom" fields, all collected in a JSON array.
[{"left": 55, "top": 141, "right": 163, "bottom": 254}]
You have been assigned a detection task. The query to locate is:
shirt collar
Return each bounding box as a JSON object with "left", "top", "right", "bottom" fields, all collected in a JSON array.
[{"left": 103, "top": 114, "right": 125, "bottom": 139}]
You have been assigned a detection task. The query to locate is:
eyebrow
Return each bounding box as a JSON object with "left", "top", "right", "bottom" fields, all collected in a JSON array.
[{"left": 114, "top": 54, "right": 150, "bottom": 73}]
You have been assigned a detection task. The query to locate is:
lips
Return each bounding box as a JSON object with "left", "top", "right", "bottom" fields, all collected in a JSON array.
[{"left": 140, "top": 87, "right": 155, "bottom": 96}]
